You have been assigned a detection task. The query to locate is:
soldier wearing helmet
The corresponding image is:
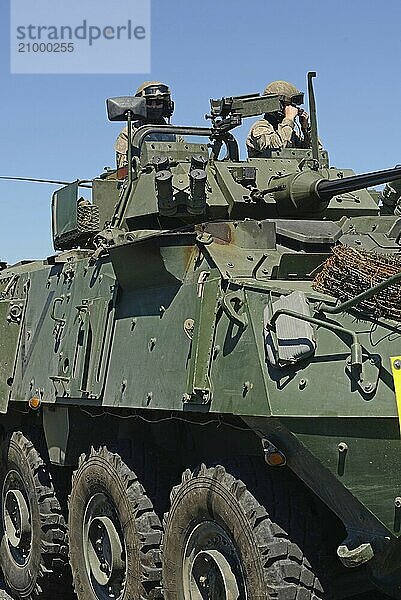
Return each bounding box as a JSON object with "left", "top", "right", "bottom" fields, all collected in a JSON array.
[
  {"left": 115, "top": 81, "right": 180, "bottom": 169},
  {"left": 246, "top": 80, "right": 311, "bottom": 157}
]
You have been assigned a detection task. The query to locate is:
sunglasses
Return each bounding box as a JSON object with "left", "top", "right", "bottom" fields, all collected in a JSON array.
[{"left": 143, "top": 84, "right": 170, "bottom": 96}]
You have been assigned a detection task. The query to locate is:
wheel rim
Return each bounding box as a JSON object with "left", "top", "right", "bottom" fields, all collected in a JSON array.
[
  {"left": 182, "top": 521, "right": 246, "bottom": 600},
  {"left": 2, "top": 470, "right": 32, "bottom": 566},
  {"left": 83, "top": 492, "right": 127, "bottom": 600}
]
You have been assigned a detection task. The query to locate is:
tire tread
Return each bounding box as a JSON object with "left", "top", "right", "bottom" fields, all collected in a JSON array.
[
  {"left": 163, "top": 459, "right": 331, "bottom": 600},
  {"left": 0, "top": 431, "right": 69, "bottom": 599},
  {"left": 69, "top": 446, "right": 163, "bottom": 600}
]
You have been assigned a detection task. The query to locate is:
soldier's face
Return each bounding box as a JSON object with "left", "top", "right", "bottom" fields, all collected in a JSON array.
[
  {"left": 146, "top": 98, "right": 165, "bottom": 120},
  {"left": 148, "top": 99, "right": 163, "bottom": 109}
]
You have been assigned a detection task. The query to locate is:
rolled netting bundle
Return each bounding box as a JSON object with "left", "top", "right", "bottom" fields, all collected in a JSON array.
[{"left": 313, "top": 245, "right": 401, "bottom": 321}]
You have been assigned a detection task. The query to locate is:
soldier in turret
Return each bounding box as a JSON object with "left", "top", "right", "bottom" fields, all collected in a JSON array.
[
  {"left": 115, "top": 81, "right": 179, "bottom": 169},
  {"left": 246, "top": 80, "right": 311, "bottom": 157}
]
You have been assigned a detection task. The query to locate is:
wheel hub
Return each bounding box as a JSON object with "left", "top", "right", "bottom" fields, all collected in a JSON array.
[
  {"left": 2, "top": 470, "right": 32, "bottom": 566},
  {"left": 87, "top": 516, "right": 124, "bottom": 586},
  {"left": 83, "top": 493, "right": 127, "bottom": 600},
  {"left": 183, "top": 521, "right": 246, "bottom": 600}
]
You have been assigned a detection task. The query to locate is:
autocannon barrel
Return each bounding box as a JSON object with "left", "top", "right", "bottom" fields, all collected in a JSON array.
[
  {"left": 271, "top": 164, "right": 401, "bottom": 215},
  {"left": 316, "top": 165, "right": 401, "bottom": 201}
]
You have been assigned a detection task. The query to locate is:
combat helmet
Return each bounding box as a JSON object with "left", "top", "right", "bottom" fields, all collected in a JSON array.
[
  {"left": 263, "top": 80, "right": 304, "bottom": 106},
  {"left": 135, "top": 81, "right": 174, "bottom": 120}
]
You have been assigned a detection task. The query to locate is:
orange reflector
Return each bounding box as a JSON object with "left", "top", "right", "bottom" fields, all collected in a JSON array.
[
  {"left": 262, "top": 438, "right": 287, "bottom": 467},
  {"left": 265, "top": 452, "right": 286, "bottom": 467},
  {"left": 29, "top": 397, "right": 41, "bottom": 410}
]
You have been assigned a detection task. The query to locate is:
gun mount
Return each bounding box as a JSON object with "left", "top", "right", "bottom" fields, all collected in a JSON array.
[{"left": 208, "top": 92, "right": 282, "bottom": 120}]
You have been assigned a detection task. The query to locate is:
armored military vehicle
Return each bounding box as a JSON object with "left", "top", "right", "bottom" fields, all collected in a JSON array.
[{"left": 2, "top": 72, "right": 401, "bottom": 600}]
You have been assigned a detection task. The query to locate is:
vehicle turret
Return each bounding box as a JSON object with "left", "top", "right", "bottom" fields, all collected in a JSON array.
[{"left": 47, "top": 75, "right": 401, "bottom": 253}]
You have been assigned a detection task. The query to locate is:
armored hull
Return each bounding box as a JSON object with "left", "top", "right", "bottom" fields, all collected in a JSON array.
[{"left": 2, "top": 78, "right": 401, "bottom": 599}]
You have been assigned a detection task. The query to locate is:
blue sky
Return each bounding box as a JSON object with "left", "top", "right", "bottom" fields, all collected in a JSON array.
[{"left": 1, "top": 0, "right": 401, "bottom": 263}]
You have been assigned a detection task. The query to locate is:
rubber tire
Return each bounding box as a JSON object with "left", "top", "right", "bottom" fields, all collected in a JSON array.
[
  {"left": 162, "top": 461, "right": 330, "bottom": 600},
  {"left": 0, "top": 431, "right": 69, "bottom": 599},
  {"left": 68, "top": 446, "right": 163, "bottom": 600}
]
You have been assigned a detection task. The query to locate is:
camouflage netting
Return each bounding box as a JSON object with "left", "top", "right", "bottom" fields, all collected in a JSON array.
[{"left": 313, "top": 245, "right": 401, "bottom": 321}]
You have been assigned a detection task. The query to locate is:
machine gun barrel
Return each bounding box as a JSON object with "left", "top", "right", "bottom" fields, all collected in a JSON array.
[{"left": 316, "top": 166, "right": 401, "bottom": 201}]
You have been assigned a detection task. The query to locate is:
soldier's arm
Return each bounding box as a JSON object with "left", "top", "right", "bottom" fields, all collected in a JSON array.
[
  {"left": 115, "top": 126, "right": 129, "bottom": 168},
  {"left": 301, "top": 128, "right": 312, "bottom": 148},
  {"left": 247, "top": 120, "right": 287, "bottom": 153},
  {"left": 277, "top": 118, "right": 297, "bottom": 147}
]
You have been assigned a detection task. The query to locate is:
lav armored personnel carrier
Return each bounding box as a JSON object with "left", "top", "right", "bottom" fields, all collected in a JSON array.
[{"left": 1, "top": 73, "right": 401, "bottom": 600}]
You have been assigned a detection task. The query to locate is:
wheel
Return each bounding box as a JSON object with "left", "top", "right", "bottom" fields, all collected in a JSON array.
[
  {"left": 0, "top": 431, "right": 69, "bottom": 599},
  {"left": 162, "top": 461, "right": 331, "bottom": 600},
  {"left": 68, "top": 446, "right": 163, "bottom": 600}
]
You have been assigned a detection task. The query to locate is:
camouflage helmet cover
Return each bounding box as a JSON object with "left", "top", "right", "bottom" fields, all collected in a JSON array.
[
  {"left": 134, "top": 81, "right": 174, "bottom": 119},
  {"left": 263, "top": 80, "right": 303, "bottom": 104},
  {"left": 135, "top": 81, "right": 171, "bottom": 98}
]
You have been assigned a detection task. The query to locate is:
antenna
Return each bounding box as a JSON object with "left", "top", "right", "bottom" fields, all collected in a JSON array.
[
  {"left": 0, "top": 176, "right": 92, "bottom": 188},
  {"left": 307, "top": 72, "right": 319, "bottom": 165}
]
